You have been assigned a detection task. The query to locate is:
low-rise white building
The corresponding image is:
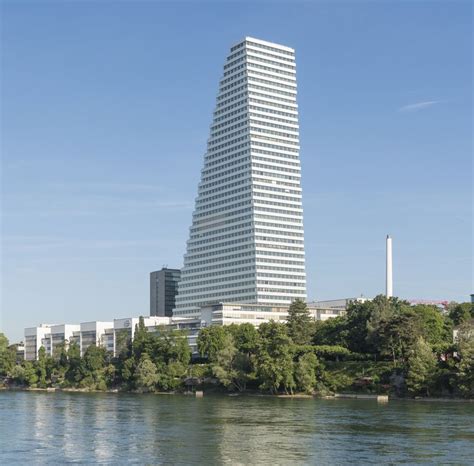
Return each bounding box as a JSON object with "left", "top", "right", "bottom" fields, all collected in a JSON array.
[
  {"left": 23, "top": 298, "right": 356, "bottom": 360},
  {"left": 79, "top": 321, "right": 114, "bottom": 356},
  {"left": 24, "top": 324, "right": 53, "bottom": 361},
  {"left": 14, "top": 343, "right": 25, "bottom": 362},
  {"left": 198, "top": 301, "right": 351, "bottom": 327},
  {"left": 41, "top": 324, "right": 81, "bottom": 357},
  {"left": 309, "top": 297, "right": 370, "bottom": 314},
  {"left": 24, "top": 316, "right": 203, "bottom": 360},
  {"left": 113, "top": 316, "right": 172, "bottom": 356},
  {"left": 113, "top": 316, "right": 203, "bottom": 355}
]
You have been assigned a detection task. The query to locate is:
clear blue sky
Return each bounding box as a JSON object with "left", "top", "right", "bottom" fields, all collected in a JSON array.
[{"left": 1, "top": 1, "right": 472, "bottom": 342}]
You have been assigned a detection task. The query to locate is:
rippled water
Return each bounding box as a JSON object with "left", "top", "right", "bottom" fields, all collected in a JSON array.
[{"left": 0, "top": 392, "right": 472, "bottom": 464}]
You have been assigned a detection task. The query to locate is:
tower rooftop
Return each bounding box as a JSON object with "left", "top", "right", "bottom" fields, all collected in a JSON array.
[{"left": 231, "top": 36, "right": 295, "bottom": 53}]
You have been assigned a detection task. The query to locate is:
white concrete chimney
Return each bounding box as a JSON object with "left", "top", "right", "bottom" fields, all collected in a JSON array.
[{"left": 386, "top": 235, "right": 393, "bottom": 298}]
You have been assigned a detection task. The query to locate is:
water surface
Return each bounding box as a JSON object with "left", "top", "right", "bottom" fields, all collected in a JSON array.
[{"left": 1, "top": 392, "right": 472, "bottom": 464}]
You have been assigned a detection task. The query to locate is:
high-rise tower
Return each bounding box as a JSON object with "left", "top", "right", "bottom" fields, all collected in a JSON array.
[{"left": 174, "top": 37, "right": 307, "bottom": 317}]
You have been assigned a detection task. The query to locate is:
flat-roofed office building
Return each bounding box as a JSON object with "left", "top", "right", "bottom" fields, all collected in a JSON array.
[
  {"left": 150, "top": 268, "right": 181, "bottom": 317},
  {"left": 24, "top": 316, "right": 204, "bottom": 359},
  {"left": 79, "top": 321, "right": 113, "bottom": 356},
  {"left": 41, "top": 324, "right": 80, "bottom": 357},
  {"left": 24, "top": 324, "right": 53, "bottom": 361}
]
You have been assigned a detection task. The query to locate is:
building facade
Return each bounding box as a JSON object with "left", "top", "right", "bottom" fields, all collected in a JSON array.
[
  {"left": 22, "top": 298, "right": 356, "bottom": 361},
  {"left": 41, "top": 324, "right": 80, "bottom": 357},
  {"left": 150, "top": 268, "right": 181, "bottom": 317},
  {"left": 24, "top": 316, "right": 204, "bottom": 360},
  {"left": 175, "top": 37, "right": 306, "bottom": 318},
  {"left": 24, "top": 324, "right": 53, "bottom": 361},
  {"left": 113, "top": 315, "right": 203, "bottom": 356},
  {"left": 199, "top": 302, "right": 348, "bottom": 327},
  {"left": 309, "top": 297, "right": 370, "bottom": 311},
  {"left": 79, "top": 321, "right": 113, "bottom": 356}
]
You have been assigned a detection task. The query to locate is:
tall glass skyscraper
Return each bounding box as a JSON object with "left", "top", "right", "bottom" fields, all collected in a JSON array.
[{"left": 174, "top": 37, "right": 306, "bottom": 317}]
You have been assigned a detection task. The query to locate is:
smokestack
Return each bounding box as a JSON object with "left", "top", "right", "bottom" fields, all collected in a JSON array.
[{"left": 386, "top": 235, "right": 393, "bottom": 298}]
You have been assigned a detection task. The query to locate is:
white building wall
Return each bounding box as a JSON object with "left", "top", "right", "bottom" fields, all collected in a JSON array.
[
  {"left": 23, "top": 298, "right": 353, "bottom": 360},
  {"left": 24, "top": 325, "right": 52, "bottom": 361},
  {"left": 79, "top": 321, "right": 113, "bottom": 357},
  {"left": 199, "top": 303, "right": 344, "bottom": 327},
  {"left": 113, "top": 316, "right": 172, "bottom": 356},
  {"left": 175, "top": 37, "right": 306, "bottom": 318},
  {"left": 24, "top": 316, "right": 203, "bottom": 359},
  {"left": 309, "top": 297, "right": 370, "bottom": 311},
  {"left": 42, "top": 324, "right": 81, "bottom": 357}
]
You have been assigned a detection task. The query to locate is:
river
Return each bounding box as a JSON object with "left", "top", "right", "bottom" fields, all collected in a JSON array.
[{"left": 0, "top": 392, "right": 472, "bottom": 464}]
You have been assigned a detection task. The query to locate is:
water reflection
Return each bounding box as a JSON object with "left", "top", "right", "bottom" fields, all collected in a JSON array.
[{"left": 0, "top": 393, "right": 473, "bottom": 464}]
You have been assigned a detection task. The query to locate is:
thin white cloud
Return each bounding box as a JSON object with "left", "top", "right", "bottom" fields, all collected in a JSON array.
[{"left": 398, "top": 100, "right": 443, "bottom": 112}]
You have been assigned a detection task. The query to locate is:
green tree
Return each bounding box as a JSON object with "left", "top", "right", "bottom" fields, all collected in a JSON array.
[
  {"left": 10, "top": 364, "right": 27, "bottom": 385},
  {"left": 294, "top": 352, "right": 320, "bottom": 394},
  {"left": 153, "top": 328, "right": 191, "bottom": 367},
  {"left": 23, "top": 361, "right": 39, "bottom": 386},
  {"left": 375, "top": 305, "right": 449, "bottom": 366},
  {"left": 295, "top": 345, "right": 351, "bottom": 361},
  {"left": 449, "top": 303, "right": 474, "bottom": 326},
  {"left": 406, "top": 337, "right": 437, "bottom": 396},
  {"left": 377, "top": 309, "right": 422, "bottom": 364},
  {"left": 455, "top": 322, "right": 474, "bottom": 398},
  {"left": 227, "top": 323, "right": 260, "bottom": 355},
  {"left": 286, "top": 299, "right": 313, "bottom": 345},
  {"left": 135, "top": 354, "right": 158, "bottom": 392},
  {"left": 121, "top": 357, "right": 136, "bottom": 386},
  {"left": 132, "top": 317, "right": 154, "bottom": 360},
  {"left": 170, "top": 331, "right": 192, "bottom": 366},
  {"left": 104, "top": 364, "right": 117, "bottom": 388},
  {"left": 83, "top": 345, "right": 107, "bottom": 373},
  {"left": 349, "top": 298, "right": 383, "bottom": 353},
  {"left": 412, "top": 305, "right": 450, "bottom": 347},
  {"left": 36, "top": 347, "right": 48, "bottom": 387},
  {"left": 48, "top": 342, "right": 68, "bottom": 385},
  {"left": 64, "top": 342, "right": 83, "bottom": 386},
  {"left": 0, "top": 333, "right": 8, "bottom": 351},
  {"left": 212, "top": 333, "right": 253, "bottom": 392},
  {"left": 80, "top": 345, "right": 108, "bottom": 389},
  {"left": 162, "top": 360, "right": 188, "bottom": 390},
  {"left": 256, "top": 322, "right": 295, "bottom": 394},
  {"left": 53, "top": 341, "right": 69, "bottom": 366},
  {"left": 197, "top": 326, "right": 228, "bottom": 362},
  {"left": 0, "top": 334, "right": 16, "bottom": 376},
  {"left": 148, "top": 327, "right": 191, "bottom": 391},
  {"left": 364, "top": 296, "right": 408, "bottom": 355},
  {"left": 313, "top": 317, "right": 348, "bottom": 347},
  {"left": 115, "top": 329, "right": 132, "bottom": 357}
]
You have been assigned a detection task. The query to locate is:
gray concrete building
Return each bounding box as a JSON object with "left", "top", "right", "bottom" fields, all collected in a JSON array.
[{"left": 150, "top": 268, "right": 181, "bottom": 317}]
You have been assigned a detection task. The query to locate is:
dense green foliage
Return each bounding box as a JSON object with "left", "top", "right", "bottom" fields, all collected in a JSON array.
[
  {"left": 0, "top": 333, "right": 17, "bottom": 376},
  {"left": 406, "top": 337, "right": 437, "bottom": 396},
  {"left": 310, "top": 297, "right": 473, "bottom": 397},
  {"left": 286, "top": 298, "right": 314, "bottom": 345},
  {"left": 1, "top": 298, "right": 473, "bottom": 397},
  {"left": 455, "top": 322, "right": 474, "bottom": 398},
  {"left": 448, "top": 302, "right": 474, "bottom": 326}
]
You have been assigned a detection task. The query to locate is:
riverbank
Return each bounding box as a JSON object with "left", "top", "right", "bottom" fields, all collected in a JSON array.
[{"left": 1, "top": 385, "right": 472, "bottom": 401}]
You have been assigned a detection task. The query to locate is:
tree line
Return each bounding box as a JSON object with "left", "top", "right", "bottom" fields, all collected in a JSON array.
[{"left": 0, "top": 296, "right": 473, "bottom": 397}]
